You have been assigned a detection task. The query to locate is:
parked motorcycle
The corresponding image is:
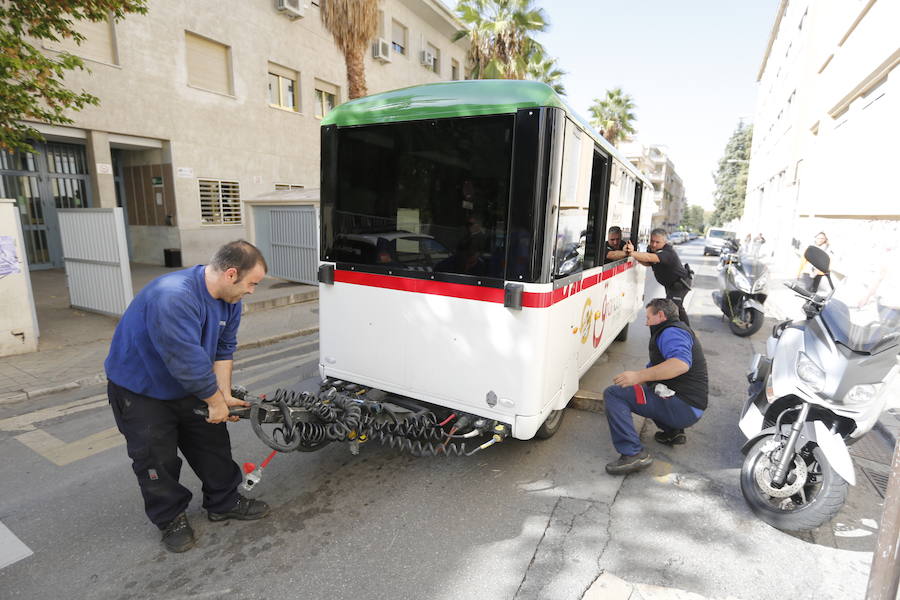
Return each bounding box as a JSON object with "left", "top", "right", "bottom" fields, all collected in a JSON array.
[
  {"left": 712, "top": 238, "right": 770, "bottom": 336},
  {"left": 739, "top": 245, "right": 900, "bottom": 531}
]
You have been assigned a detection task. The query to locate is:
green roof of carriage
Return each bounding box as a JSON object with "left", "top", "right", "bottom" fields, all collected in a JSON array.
[{"left": 321, "top": 79, "right": 568, "bottom": 126}]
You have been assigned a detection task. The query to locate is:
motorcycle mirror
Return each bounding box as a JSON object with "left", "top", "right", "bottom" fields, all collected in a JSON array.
[{"left": 804, "top": 245, "right": 830, "bottom": 273}]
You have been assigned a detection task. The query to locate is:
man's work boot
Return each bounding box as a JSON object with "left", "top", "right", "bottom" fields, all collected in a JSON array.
[
  {"left": 654, "top": 428, "right": 686, "bottom": 445},
  {"left": 208, "top": 495, "right": 271, "bottom": 522},
  {"left": 161, "top": 513, "right": 195, "bottom": 553},
  {"left": 605, "top": 450, "right": 653, "bottom": 475}
]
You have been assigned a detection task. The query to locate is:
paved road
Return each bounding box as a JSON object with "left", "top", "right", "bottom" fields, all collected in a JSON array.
[{"left": 0, "top": 240, "right": 890, "bottom": 599}]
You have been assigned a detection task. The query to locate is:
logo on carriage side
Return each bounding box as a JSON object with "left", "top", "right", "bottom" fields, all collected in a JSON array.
[{"left": 591, "top": 283, "right": 614, "bottom": 347}]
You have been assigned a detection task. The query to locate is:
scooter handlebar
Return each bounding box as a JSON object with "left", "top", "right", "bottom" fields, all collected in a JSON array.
[{"left": 785, "top": 281, "right": 814, "bottom": 298}]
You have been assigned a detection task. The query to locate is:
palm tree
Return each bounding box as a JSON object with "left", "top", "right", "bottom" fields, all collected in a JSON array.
[
  {"left": 524, "top": 44, "right": 566, "bottom": 94},
  {"left": 320, "top": 0, "right": 380, "bottom": 99},
  {"left": 454, "top": 0, "right": 549, "bottom": 80},
  {"left": 589, "top": 88, "right": 637, "bottom": 146}
]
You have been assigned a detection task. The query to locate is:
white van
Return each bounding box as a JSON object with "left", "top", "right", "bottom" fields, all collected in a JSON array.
[{"left": 703, "top": 228, "right": 737, "bottom": 256}]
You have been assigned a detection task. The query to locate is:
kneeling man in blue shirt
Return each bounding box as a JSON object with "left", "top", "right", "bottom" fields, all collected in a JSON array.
[
  {"left": 106, "top": 240, "right": 270, "bottom": 552},
  {"left": 602, "top": 298, "right": 709, "bottom": 475}
]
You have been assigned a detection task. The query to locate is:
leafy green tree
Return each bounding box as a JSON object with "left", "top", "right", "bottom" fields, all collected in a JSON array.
[
  {"left": 588, "top": 87, "right": 637, "bottom": 146},
  {"left": 681, "top": 204, "right": 706, "bottom": 232},
  {"left": 710, "top": 121, "right": 753, "bottom": 226},
  {"left": 523, "top": 43, "right": 565, "bottom": 94},
  {"left": 320, "top": 0, "right": 380, "bottom": 100},
  {"left": 454, "top": 0, "right": 549, "bottom": 80},
  {"left": 0, "top": 0, "right": 147, "bottom": 152}
]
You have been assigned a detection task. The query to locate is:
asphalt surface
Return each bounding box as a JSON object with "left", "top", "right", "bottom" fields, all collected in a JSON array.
[{"left": 0, "top": 239, "right": 891, "bottom": 600}]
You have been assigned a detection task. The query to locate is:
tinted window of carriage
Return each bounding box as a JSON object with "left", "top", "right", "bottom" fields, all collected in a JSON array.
[{"left": 325, "top": 115, "right": 514, "bottom": 279}]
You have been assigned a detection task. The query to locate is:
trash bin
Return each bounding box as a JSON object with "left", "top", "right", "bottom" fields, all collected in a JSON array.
[{"left": 164, "top": 248, "right": 182, "bottom": 268}]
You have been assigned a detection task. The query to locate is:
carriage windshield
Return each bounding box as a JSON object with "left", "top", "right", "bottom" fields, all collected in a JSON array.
[{"left": 325, "top": 115, "right": 514, "bottom": 279}]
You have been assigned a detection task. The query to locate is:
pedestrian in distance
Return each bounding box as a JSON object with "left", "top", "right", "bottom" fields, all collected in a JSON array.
[
  {"left": 626, "top": 228, "right": 693, "bottom": 325},
  {"left": 602, "top": 298, "right": 709, "bottom": 475},
  {"left": 105, "top": 240, "right": 271, "bottom": 553}
]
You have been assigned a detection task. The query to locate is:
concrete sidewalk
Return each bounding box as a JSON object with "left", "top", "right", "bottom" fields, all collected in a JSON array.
[{"left": 0, "top": 264, "right": 319, "bottom": 403}]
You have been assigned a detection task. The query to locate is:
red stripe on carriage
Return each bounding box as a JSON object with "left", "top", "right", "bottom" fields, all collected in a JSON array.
[{"left": 333, "top": 259, "right": 633, "bottom": 307}]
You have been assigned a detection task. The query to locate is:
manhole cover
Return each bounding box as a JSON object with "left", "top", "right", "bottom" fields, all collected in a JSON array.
[{"left": 861, "top": 467, "right": 890, "bottom": 498}]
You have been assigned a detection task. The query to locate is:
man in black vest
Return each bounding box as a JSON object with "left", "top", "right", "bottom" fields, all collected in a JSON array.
[
  {"left": 627, "top": 228, "right": 692, "bottom": 325},
  {"left": 602, "top": 298, "right": 709, "bottom": 475}
]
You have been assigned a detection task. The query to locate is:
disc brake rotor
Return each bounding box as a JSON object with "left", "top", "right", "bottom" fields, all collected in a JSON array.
[{"left": 754, "top": 450, "right": 808, "bottom": 498}]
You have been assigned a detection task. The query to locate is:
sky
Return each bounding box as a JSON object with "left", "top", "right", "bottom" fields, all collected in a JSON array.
[{"left": 533, "top": 1, "right": 780, "bottom": 209}]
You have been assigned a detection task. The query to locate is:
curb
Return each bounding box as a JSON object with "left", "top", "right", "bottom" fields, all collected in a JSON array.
[
  {"left": 0, "top": 326, "right": 321, "bottom": 406},
  {"left": 242, "top": 290, "right": 318, "bottom": 315}
]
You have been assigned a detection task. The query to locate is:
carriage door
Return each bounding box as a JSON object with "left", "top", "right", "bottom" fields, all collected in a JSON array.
[{"left": 0, "top": 141, "right": 91, "bottom": 269}]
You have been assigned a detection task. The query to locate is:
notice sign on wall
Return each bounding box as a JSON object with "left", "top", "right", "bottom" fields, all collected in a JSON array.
[{"left": 0, "top": 236, "right": 20, "bottom": 277}]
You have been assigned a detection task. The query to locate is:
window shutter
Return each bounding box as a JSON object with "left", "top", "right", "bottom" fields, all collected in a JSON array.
[
  {"left": 45, "top": 17, "right": 117, "bottom": 64},
  {"left": 186, "top": 32, "right": 231, "bottom": 95},
  {"left": 199, "top": 179, "right": 242, "bottom": 225}
]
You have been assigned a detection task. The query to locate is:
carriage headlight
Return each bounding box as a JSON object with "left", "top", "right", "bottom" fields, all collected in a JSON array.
[
  {"left": 844, "top": 383, "right": 881, "bottom": 406},
  {"left": 797, "top": 353, "right": 825, "bottom": 392},
  {"left": 732, "top": 268, "right": 752, "bottom": 293}
]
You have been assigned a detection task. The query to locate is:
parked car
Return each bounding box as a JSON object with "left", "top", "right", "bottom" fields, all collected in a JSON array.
[
  {"left": 703, "top": 227, "right": 737, "bottom": 255},
  {"left": 669, "top": 231, "right": 688, "bottom": 244}
]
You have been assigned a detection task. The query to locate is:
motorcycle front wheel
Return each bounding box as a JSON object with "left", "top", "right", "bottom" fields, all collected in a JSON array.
[
  {"left": 729, "top": 307, "right": 764, "bottom": 337},
  {"left": 740, "top": 435, "right": 848, "bottom": 531}
]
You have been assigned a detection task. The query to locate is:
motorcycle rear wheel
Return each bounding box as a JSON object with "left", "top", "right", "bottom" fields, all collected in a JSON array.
[
  {"left": 740, "top": 435, "right": 848, "bottom": 531},
  {"left": 729, "top": 307, "right": 764, "bottom": 337}
]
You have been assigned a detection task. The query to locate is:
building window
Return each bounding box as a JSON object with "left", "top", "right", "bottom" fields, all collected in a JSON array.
[
  {"left": 426, "top": 42, "right": 440, "bottom": 74},
  {"left": 451, "top": 59, "right": 460, "bottom": 80},
  {"left": 315, "top": 80, "right": 339, "bottom": 118},
  {"left": 185, "top": 32, "right": 233, "bottom": 95},
  {"left": 275, "top": 183, "right": 304, "bottom": 190},
  {"left": 391, "top": 20, "right": 407, "bottom": 55},
  {"left": 44, "top": 17, "right": 118, "bottom": 65},
  {"left": 268, "top": 62, "right": 299, "bottom": 111},
  {"left": 199, "top": 179, "right": 242, "bottom": 225}
]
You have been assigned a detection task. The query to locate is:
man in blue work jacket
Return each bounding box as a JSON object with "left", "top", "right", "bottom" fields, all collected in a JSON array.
[
  {"left": 106, "top": 240, "right": 270, "bottom": 553},
  {"left": 601, "top": 298, "right": 709, "bottom": 475}
]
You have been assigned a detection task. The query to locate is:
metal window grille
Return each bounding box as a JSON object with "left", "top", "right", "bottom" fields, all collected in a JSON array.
[
  {"left": 199, "top": 179, "right": 242, "bottom": 225},
  {"left": 275, "top": 183, "right": 304, "bottom": 191}
]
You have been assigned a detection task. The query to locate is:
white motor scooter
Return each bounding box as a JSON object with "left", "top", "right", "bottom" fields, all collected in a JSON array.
[{"left": 739, "top": 245, "right": 900, "bottom": 531}]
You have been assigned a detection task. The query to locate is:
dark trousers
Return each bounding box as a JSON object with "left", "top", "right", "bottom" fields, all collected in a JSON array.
[
  {"left": 664, "top": 283, "right": 691, "bottom": 326},
  {"left": 603, "top": 384, "right": 702, "bottom": 455},
  {"left": 108, "top": 380, "right": 242, "bottom": 528}
]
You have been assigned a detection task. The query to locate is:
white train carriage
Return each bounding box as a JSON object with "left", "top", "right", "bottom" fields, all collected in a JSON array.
[{"left": 315, "top": 80, "right": 653, "bottom": 441}]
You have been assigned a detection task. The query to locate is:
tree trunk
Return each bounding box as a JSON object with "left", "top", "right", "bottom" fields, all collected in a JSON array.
[{"left": 346, "top": 47, "right": 367, "bottom": 99}]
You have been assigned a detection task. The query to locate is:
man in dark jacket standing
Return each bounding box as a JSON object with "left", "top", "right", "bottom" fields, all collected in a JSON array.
[
  {"left": 602, "top": 298, "right": 709, "bottom": 475},
  {"left": 627, "top": 228, "right": 692, "bottom": 325},
  {"left": 106, "top": 240, "right": 271, "bottom": 553}
]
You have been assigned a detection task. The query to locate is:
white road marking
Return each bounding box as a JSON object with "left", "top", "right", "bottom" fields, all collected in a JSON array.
[
  {"left": 234, "top": 350, "right": 318, "bottom": 386},
  {"left": 0, "top": 520, "right": 33, "bottom": 570},
  {"left": 15, "top": 427, "right": 124, "bottom": 466},
  {"left": 0, "top": 394, "right": 107, "bottom": 433}
]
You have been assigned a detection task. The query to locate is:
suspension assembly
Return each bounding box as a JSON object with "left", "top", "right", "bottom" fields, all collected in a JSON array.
[{"left": 230, "top": 381, "right": 510, "bottom": 458}]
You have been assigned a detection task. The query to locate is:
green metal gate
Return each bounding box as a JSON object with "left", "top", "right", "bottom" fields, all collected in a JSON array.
[{"left": 0, "top": 142, "right": 92, "bottom": 269}]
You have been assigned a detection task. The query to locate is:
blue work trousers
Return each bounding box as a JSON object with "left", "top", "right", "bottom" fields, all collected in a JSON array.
[{"left": 603, "top": 384, "right": 703, "bottom": 456}]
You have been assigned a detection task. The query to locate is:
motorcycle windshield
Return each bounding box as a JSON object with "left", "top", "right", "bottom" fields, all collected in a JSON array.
[
  {"left": 738, "top": 254, "right": 767, "bottom": 278},
  {"left": 821, "top": 276, "right": 900, "bottom": 353}
]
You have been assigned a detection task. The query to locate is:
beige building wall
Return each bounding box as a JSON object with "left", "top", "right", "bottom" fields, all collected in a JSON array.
[
  {"left": 624, "top": 144, "right": 685, "bottom": 232},
  {"left": 22, "top": 0, "right": 468, "bottom": 266},
  {"left": 744, "top": 0, "right": 899, "bottom": 273}
]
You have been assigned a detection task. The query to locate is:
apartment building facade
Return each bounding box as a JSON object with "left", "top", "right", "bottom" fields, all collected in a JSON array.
[
  {"left": 743, "top": 0, "right": 899, "bottom": 271},
  {"left": 2, "top": 0, "right": 468, "bottom": 268},
  {"left": 624, "top": 144, "right": 684, "bottom": 232}
]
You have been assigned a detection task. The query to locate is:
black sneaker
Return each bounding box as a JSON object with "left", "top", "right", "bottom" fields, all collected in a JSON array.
[
  {"left": 208, "top": 495, "right": 270, "bottom": 522},
  {"left": 161, "top": 513, "right": 195, "bottom": 553},
  {"left": 605, "top": 450, "right": 653, "bottom": 475},
  {"left": 654, "top": 429, "right": 686, "bottom": 445}
]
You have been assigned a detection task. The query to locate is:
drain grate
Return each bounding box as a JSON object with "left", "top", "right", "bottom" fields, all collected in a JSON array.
[{"left": 861, "top": 466, "right": 890, "bottom": 498}]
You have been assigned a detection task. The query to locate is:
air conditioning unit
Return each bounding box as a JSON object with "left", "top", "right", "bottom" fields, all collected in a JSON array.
[
  {"left": 276, "top": 0, "right": 307, "bottom": 19},
  {"left": 420, "top": 50, "right": 435, "bottom": 68},
  {"left": 373, "top": 38, "right": 391, "bottom": 63}
]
